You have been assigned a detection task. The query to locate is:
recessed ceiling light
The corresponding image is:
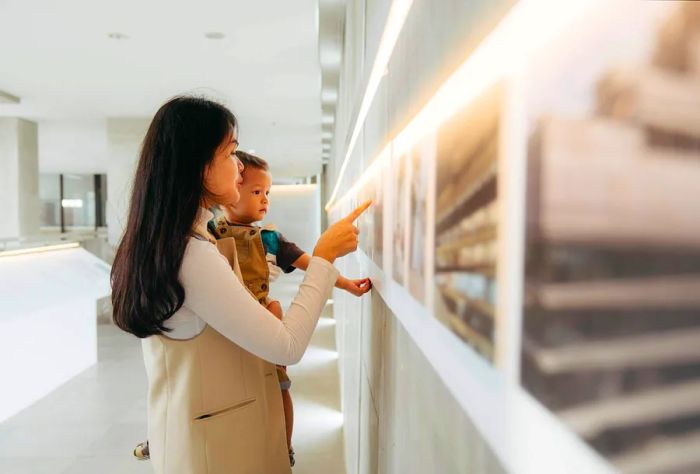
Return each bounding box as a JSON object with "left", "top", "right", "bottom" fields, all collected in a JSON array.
[
  {"left": 108, "top": 32, "right": 129, "bottom": 40},
  {"left": 248, "top": 149, "right": 256, "bottom": 154},
  {"left": 205, "top": 32, "right": 226, "bottom": 40}
]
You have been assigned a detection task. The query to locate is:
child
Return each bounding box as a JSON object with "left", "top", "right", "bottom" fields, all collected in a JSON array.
[{"left": 209, "top": 150, "right": 371, "bottom": 466}]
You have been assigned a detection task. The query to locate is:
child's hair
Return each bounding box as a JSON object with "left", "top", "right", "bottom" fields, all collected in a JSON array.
[{"left": 235, "top": 150, "right": 269, "bottom": 171}]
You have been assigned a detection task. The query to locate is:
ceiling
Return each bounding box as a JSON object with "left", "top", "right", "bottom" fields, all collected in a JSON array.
[{"left": 0, "top": 0, "right": 329, "bottom": 178}]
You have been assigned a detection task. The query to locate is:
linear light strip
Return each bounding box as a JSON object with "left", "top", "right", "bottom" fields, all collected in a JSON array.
[
  {"left": 0, "top": 242, "right": 80, "bottom": 258},
  {"left": 325, "top": 0, "right": 414, "bottom": 211},
  {"left": 327, "top": 0, "right": 600, "bottom": 213}
]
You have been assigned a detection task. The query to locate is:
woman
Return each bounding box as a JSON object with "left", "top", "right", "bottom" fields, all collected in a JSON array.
[{"left": 111, "top": 96, "right": 368, "bottom": 474}]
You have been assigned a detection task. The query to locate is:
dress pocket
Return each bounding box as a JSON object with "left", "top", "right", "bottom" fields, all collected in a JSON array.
[
  {"left": 193, "top": 397, "right": 256, "bottom": 422},
  {"left": 196, "top": 397, "right": 271, "bottom": 473}
]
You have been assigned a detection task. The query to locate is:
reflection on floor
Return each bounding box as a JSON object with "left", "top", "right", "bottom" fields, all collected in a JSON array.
[{"left": 0, "top": 272, "right": 345, "bottom": 474}]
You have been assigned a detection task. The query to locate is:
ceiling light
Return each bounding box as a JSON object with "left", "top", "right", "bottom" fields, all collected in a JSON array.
[
  {"left": 205, "top": 32, "right": 226, "bottom": 40},
  {"left": 0, "top": 90, "right": 20, "bottom": 104},
  {"left": 322, "top": 131, "right": 333, "bottom": 140},
  {"left": 62, "top": 199, "right": 84, "bottom": 209},
  {"left": 321, "top": 114, "right": 335, "bottom": 125},
  {"left": 107, "top": 32, "right": 129, "bottom": 40},
  {"left": 248, "top": 149, "right": 256, "bottom": 154}
]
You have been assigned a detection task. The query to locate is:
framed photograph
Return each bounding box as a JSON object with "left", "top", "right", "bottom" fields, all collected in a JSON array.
[
  {"left": 407, "top": 135, "right": 436, "bottom": 305},
  {"left": 372, "top": 161, "right": 385, "bottom": 269},
  {"left": 433, "top": 83, "right": 502, "bottom": 362},
  {"left": 358, "top": 180, "right": 373, "bottom": 257},
  {"left": 392, "top": 150, "right": 410, "bottom": 286},
  {"left": 520, "top": 3, "right": 700, "bottom": 470}
]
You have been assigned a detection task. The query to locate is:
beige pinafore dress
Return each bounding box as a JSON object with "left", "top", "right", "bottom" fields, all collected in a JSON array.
[{"left": 141, "top": 233, "right": 291, "bottom": 474}]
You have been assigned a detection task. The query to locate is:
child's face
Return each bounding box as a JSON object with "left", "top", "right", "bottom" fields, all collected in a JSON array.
[{"left": 226, "top": 166, "right": 272, "bottom": 223}]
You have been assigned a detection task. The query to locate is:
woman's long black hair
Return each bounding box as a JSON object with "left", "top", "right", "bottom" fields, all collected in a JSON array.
[{"left": 111, "top": 96, "right": 237, "bottom": 337}]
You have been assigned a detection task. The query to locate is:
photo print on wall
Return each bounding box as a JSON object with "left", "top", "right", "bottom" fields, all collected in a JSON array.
[
  {"left": 407, "top": 134, "right": 436, "bottom": 305},
  {"left": 433, "top": 83, "right": 502, "bottom": 363},
  {"left": 392, "top": 148, "right": 410, "bottom": 286},
  {"left": 520, "top": 3, "right": 700, "bottom": 469},
  {"left": 372, "top": 160, "right": 385, "bottom": 270}
]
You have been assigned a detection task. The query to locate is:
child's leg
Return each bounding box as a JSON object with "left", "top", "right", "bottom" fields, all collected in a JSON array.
[{"left": 281, "top": 388, "right": 294, "bottom": 449}]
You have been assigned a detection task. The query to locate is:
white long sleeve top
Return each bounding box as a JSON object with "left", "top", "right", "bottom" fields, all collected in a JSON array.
[{"left": 163, "top": 209, "right": 338, "bottom": 365}]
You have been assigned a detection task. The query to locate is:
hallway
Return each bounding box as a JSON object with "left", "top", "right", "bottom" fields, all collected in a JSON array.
[
  {"left": 2, "top": 1, "right": 698, "bottom": 472},
  {"left": 0, "top": 272, "right": 344, "bottom": 474}
]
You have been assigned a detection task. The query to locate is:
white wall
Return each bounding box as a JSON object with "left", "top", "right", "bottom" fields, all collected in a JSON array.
[
  {"left": 105, "top": 118, "right": 149, "bottom": 246},
  {"left": 329, "top": 1, "right": 676, "bottom": 473},
  {"left": 330, "top": 0, "right": 514, "bottom": 471},
  {"left": 265, "top": 184, "right": 321, "bottom": 255},
  {"left": 38, "top": 119, "right": 109, "bottom": 174}
]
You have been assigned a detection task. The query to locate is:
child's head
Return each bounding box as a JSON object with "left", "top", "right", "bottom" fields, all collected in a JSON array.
[{"left": 222, "top": 150, "right": 272, "bottom": 224}]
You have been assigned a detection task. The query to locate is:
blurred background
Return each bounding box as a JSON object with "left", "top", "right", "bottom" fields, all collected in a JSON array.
[{"left": 1, "top": 1, "right": 699, "bottom": 473}]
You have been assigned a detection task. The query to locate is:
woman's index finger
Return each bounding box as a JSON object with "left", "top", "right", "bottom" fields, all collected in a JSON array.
[{"left": 344, "top": 200, "right": 372, "bottom": 222}]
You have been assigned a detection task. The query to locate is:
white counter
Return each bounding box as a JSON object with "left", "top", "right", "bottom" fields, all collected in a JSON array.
[{"left": 0, "top": 246, "right": 111, "bottom": 423}]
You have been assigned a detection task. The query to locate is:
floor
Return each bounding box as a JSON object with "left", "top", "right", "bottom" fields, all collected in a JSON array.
[{"left": 0, "top": 272, "right": 345, "bottom": 474}]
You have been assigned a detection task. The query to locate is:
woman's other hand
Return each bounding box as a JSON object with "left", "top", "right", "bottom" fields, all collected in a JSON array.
[{"left": 313, "top": 200, "right": 372, "bottom": 264}]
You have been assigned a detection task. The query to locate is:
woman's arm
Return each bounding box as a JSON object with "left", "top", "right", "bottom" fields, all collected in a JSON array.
[
  {"left": 180, "top": 200, "right": 370, "bottom": 365},
  {"left": 180, "top": 239, "right": 338, "bottom": 365}
]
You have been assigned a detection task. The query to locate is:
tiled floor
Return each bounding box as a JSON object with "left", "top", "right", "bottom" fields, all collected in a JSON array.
[{"left": 0, "top": 272, "right": 345, "bottom": 473}]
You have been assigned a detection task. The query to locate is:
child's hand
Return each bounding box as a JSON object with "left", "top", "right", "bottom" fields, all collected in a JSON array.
[
  {"left": 267, "top": 300, "right": 283, "bottom": 320},
  {"left": 337, "top": 276, "right": 372, "bottom": 297}
]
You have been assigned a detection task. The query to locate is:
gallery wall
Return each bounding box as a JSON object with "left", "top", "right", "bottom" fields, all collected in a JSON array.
[{"left": 326, "top": 1, "right": 699, "bottom": 473}]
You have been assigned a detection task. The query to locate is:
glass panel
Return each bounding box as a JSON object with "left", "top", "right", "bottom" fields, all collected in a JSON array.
[{"left": 61, "top": 174, "right": 95, "bottom": 229}]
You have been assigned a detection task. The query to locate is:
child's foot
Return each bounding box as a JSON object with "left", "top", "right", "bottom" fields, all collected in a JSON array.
[
  {"left": 289, "top": 447, "right": 295, "bottom": 467},
  {"left": 133, "top": 441, "right": 150, "bottom": 461}
]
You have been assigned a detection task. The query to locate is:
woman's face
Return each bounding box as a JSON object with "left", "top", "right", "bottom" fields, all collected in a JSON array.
[{"left": 204, "top": 131, "right": 244, "bottom": 206}]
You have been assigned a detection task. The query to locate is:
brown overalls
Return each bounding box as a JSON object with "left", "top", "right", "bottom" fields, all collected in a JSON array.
[{"left": 209, "top": 215, "right": 292, "bottom": 389}]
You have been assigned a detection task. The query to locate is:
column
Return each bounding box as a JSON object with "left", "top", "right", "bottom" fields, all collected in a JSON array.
[{"left": 0, "top": 118, "right": 39, "bottom": 239}]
